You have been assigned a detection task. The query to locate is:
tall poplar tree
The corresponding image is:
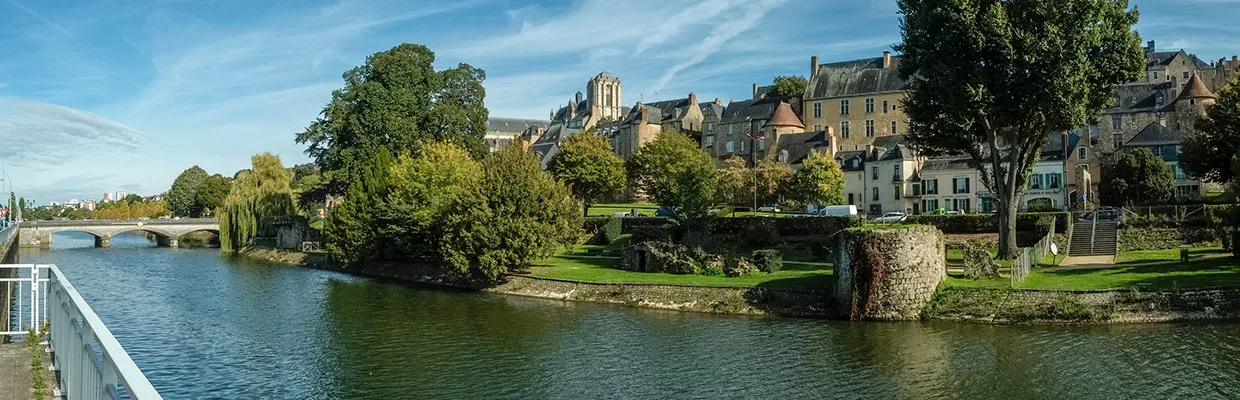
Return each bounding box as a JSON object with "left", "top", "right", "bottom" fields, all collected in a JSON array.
[{"left": 895, "top": 0, "right": 1145, "bottom": 258}]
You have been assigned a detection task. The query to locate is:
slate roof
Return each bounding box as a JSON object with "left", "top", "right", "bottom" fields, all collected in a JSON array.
[
  {"left": 551, "top": 99, "right": 591, "bottom": 122},
  {"left": 488, "top": 118, "right": 549, "bottom": 133},
  {"left": 774, "top": 130, "right": 829, "bottom": 165},
  {"left": 1109, "top": 82, "right": 1175, "bottom": 113},
  {"left": 1147, "top": 50, "right": 1213, "bottom": 70},
  {"left": 1125, "top": 122, "right": 1181, "bottom": 147},
  {"left": 621, "top": 96, "right": 697, "bottom": 125},
  {"left": 835, "top": 150, "right": 866, "bottom": 172},
  {"left": 699, "top": 102, "right": 724, "bottom": 123},
  {"left": 807, "top": 56, "right": 909, "bottom": 99},
  {"left": 719, "top": 96, "right": 790, "bottom": 124}
]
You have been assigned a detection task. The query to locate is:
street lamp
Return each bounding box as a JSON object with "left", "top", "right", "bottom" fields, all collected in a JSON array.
[{"left": 746, "top": 117, "right": 766, "bottom": 216}]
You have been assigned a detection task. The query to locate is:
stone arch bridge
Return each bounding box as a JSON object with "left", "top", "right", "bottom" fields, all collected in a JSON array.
[{"left": 19, "top": 219, "right": 220, "bottom": 248}]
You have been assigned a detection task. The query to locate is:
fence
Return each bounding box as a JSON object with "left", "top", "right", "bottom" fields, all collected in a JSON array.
[
  {"left": 1010, "top": 216, "right": 1057, "bottom": 287},
  {"left": 3, "top": 264, "right": 163, "bottom": 399}
]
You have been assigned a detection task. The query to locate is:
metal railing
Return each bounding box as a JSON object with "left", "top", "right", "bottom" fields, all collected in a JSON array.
[
  {"left": 4, "top": 264, "right": 162, "bottom": 399},
  {"left": 1011, "top": 216, "right": 1057, "bottom": 286}
]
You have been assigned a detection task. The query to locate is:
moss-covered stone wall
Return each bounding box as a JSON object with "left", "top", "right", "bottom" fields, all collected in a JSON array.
[{"left": 835, "top": 226, "right": 946, "bottom": 321}]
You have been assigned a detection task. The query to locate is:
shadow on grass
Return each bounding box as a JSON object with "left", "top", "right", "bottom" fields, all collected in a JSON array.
[{"left": 1030, "top": 256, "right": 1240, "bottom": 290}]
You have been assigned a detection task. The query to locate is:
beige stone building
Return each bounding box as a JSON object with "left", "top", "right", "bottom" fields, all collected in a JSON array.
[
  {"left": 802, "top": 51, "right": 910, "bottom": 149},
  {"left": 611, "top": 93, "right": 706, "bottom": 159},
  {"left": 709, "top": 96, "right": 805, "bottom": 164},
  {"left": 529, "top": 72, "right": 628, "bottom": 167},
  {"left": 485, "top": 118, "right": 548, "bottom": 152}
]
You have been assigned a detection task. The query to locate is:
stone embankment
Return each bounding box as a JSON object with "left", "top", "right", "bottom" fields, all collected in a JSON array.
[{"left": 239, "top": 246, "right": 1240, "bottom": 324}]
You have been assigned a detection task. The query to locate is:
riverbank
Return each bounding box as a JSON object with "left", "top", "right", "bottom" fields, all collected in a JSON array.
[{"left": 236, "top": 246, "right": 1240, "bottom": 324}]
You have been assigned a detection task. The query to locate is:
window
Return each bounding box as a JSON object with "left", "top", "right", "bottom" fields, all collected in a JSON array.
[
  {"left": 924, "top": 179, "right": 938, "bottom": 195},
  {"left": 1113, "top": 133, "right": 1124, "bottom": 150},
  {"left": 865, "top": 120, "right": 875, "bottom": 137},
  {"left": 872, "top": 187, "right": 880, "bottom": 201},
  {"left": 893, "top": 164, "right": 901, "bottom": 181},
  {"left": 741, "top": 140, "right": 747, "bottom": 153},
  {"left": 913, "top": 183, "right": 922, "bottom": 196},
  {"left": 865, "top": 98, "right": 875, "bottom": 113},
  {"left": 841, "top": 121, "right": 851, "bottom": 138},
  {"left": 894, "top": 185, "right": 901, "bottom": 200},
  {"left": 848, "top": 193, "right": 855, "bottom": 205},
  {"left": 1152, "top": 146, "right": 1163, "bottom": 157},
  {"left": 891, "top": 121, "right": 898, "bottom": 135},
  {"left": 872, "top": 166, "right": 879, "bottom": 180},
  {"left": 813, "top": 102, "right": 822, "bottom": 118},
  {"left": 958, "top": 198, "right": 972, "bottom": 213},
  {"left": 922, "top": 199, "right": 938, "bottom": 213},
  {"left": 883, "top": 100, "right": 889, "bottom": 113},
  {"left": 704, "top": 136, "right": 714, "bottom": 147},
  {"left": 1183, "top": 71, "right": 1190, "bottom": 79},
  {"left": 1154, "top": 71, "right": 1160, "bottom": 80},
  {"left": 1112, "top": 114, "right": 1122, "bottom": 130},
  {"left": 1077, "top": 147, "right": 1087, "bottom": 161},
  {"left": 813, "top": 124, "right": 822, "bottom": 131},
  {"left": 954, "top": 177, "right": 970, "bottom": 194},
  {"left": 726, "top": 141, "right": 734, "bottom": 153},
  {"left": 1049, "top": 173, "right": 1061, "bottom": 189},
  {"left": 728, "top": 125, "right": 734, "bottom": 135},
  {"left": 1029, "top": 174, "right": 1043, "bottom": 190},
  {"left": 758, "top": 139, "right": 765, "bottom": 151},
  {"left": 841, "top": 100, "right": 850, "bottom": 115}
]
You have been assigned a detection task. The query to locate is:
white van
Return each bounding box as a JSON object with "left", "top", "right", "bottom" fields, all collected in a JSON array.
[{"left": 816, "top": 205, "right": 858, "bottom": 217}]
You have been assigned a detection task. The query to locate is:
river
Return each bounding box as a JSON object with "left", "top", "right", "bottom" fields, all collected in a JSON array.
[{"left": 16, "top": 231, "right": 1240, "bottom": 399}]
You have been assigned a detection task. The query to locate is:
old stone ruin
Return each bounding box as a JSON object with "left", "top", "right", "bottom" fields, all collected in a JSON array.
[{"left": 835, "top": 226, "right": 946, "bottom": 321}]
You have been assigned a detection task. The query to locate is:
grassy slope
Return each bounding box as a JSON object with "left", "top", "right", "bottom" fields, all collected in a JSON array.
[
  {"left": 1114, "top": 247, "right": 1229, "bottom": 264},
  {"left": 523, "top": 256, "right": 833, "bottom": 289},
  {"left": 1016, "top": 257, "right": 1240, "bottom": 290}
]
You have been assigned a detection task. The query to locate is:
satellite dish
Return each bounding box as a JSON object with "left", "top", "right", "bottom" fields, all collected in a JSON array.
[{"left": 1050, "top": 243, "right": 1059, "bottom": 256}]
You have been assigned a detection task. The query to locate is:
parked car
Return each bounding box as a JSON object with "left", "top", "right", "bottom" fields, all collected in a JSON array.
[
  {"left": 816, "top": 205, "right": 858, "bottom": 217},
  {"left": 757, "top": 206, "right": 781, "bottom": 213},
  {"left": 872, "top": 212, "right": 907, "bottom": 223}
]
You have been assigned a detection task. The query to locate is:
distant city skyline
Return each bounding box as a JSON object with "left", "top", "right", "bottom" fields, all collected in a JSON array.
[{"left": 1, "top": 0, "right": 1236, "bottom": 201}]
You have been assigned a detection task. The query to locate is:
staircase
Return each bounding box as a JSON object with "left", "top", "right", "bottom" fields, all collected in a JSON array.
[{"left": 1068, "top": 216, "right": 1118, "bottom": 256}]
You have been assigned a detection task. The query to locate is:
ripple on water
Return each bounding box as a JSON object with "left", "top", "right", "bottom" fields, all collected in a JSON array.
[{"left": 21, "top": 231, "right": 1240, "bottom": 399}]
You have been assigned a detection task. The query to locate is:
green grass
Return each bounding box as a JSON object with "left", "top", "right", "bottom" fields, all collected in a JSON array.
[
  {"left": 1114, "top": 246, "right": 1229, "bottom": 264},
  {"left": 942, "top": 276, "right": 1011, "bottom": 289},
  {"left": 587, "top": 203, "right": 658, "bottom": 217},
  {"left": 945, "top": 247, "right": 1019, "bottom": 268},
  {"left": 523, "top": 256, "right": 834, "bottom": 289},
  {"left": 309, "top": 218, "right": 325, "bottom": 230},
  {"left": 559, "top": 235, "right": 633, "bottom": 256},
  {"left": 1017, "top": 257, "right": 1240, "bottom": 290}
]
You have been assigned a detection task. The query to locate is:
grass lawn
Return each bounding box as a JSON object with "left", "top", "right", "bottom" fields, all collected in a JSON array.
[
  {"left": 559, "top": 235, "right": 633, "bottom": 256},
  {"left": 1114, "top": 246, "right": 1229, "bottom": 265},
  {"left": 942, "top": 276, "right": 1011, "bottom": 289},
  {"left": 1017, "top": 257, "right": 1240, "bottom": 290},
  {"left": 309, "top": 218, "right": 325, "bottom": 230},
  {"left": 587, "top": 203, "right": 658, "bottom": 217},
  {"left": 523, "top": 256, "right": 834, "bottom": 289}
]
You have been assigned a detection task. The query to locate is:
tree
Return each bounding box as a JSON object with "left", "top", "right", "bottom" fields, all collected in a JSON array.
[
  {"left": 324, "top": 147, "right": 395, "bottom": 266},
  {"left": 547, "top": 132, "right": 626, "bottom": 215},
  {"left": 167, "top": 166, "right": 209, "bottom": 217},
  {"left": 770, "top": 75, "right": 809, "bottom": 98},
  {"left": 752, "top": 158, "right": 792, "bottom": 208},
  {"left": 895, "top": 0, "right": 1145, "bottom": 258},
  {"left": 785, "top": 152, "right": 846, "bottom": 208},
  {"left": 1181, "top": 73, "right": 1240, "bottom": 185},
  {"left": 383, "top": 142, "right": 482, "bottom": 262},
  {"left": 296, "top": 43, "right": 489, "bottom": 188},
  {"left": 1100, "top": 148, "right": 1174, "bottom": 206},
  {"left": 628, "top": 132, "right": 718, "bottom": 221},
  {"left": 289, "top": 163, "right": 319, "bottom": 185},
  {"left": 439, "top": 145, "right": 582, "bottom": 281},
  {"left": 716, "top": 156, "right": 750, "bottom": 207},
  {"left": 218, "top": 153, "right": 297, "bottom": 252},
  {"left": 195, "top": 174, "right": 232, "bottom": 218},
  {"left": 122, "top": 194, "right": 143, "bottom": 204}
]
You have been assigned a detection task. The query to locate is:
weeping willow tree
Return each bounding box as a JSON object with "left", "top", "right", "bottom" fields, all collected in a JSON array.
[{"left": 218, "top": 153, "right": 297, "bottom": 252}]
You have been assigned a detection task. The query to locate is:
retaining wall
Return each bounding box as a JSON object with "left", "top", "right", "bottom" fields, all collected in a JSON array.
[{"left": 835, "top": 226, "right": 946, "bottom": 321}]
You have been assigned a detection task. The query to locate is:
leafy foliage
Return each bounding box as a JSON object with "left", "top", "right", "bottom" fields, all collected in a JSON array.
[
  {"left": 218, "top": 153, "right": 297, "bottom": 252},
  {"left": 715, "top": 156, "right": 750, "bottom": 206},
  {"left": 382, "top": 142, "right": 481, "bottom": 262},
  {"left": 167, "top": 166, "right": 209, "bottom": 217},
  {"left": 1100, "top": 148, "right": 1174, "bottom": 206},
  {"left": 296, "top": 43, "right": 489, "bottom": 188},
  {"left": 439, "top": 145, "right": 583, "bottom": 281},
  {"left": 324, "top": 147, "right": 395, "bottom": 266},
  {"left": 895, "top": 0, "right": 1144, "bottom": 257},
  {"left": 547, "top": 132, "right": 626, "bottom": 214},
  {"left": 751, "top": 249, "right": 783, "bottom": 273},
  {"left": 753, "top": 158, "right": 792, "bottom": 207},
  {"left": 194, "top": 174, "right": 232, "bottom": 218},
  {"left": 628, "top": 132, "right": 718, "bottom": 221},
  {"left": 785, "top": 152, "right": 846, "bottom": 208},
  {"left": 770, "top": 75, "right": 809, "bottom": 97},
  {"left": 1181, "top": 73, "right": 1240, "bottom": 185},
  {"left": 93, "top": 200, "right": 170, "bottom": 220}
]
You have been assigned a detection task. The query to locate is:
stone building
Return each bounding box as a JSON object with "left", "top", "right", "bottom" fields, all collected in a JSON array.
[
  {"left": 1110, "top": 72, "right": 1218, "bottom": 200},
  {"left": 611, "top": 93, "right": 705, "bottom": 159},
  {"left": 709, "top": 96, "right": 805, "bottom": 163},
  {"left": 802, "top": 51, "right": 910, "bottom": 149},
  {"left": 485, "top": 118, "right": 549, "bottom": 152},
  {"left": 699, "top": 99, "right": 724, "bottom": 153},
  {"left": 529, "top": 72, "right": 629, "bottom": 167}
]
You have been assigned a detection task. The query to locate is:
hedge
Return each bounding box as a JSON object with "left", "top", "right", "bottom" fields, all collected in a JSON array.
[{"left": 903, "top": 212, "right": 1070, "bottom": 235}]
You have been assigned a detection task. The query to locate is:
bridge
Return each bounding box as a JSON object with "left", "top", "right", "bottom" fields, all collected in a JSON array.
[{"left": 19, "top": 219, "right": 219, "bottom": 248}]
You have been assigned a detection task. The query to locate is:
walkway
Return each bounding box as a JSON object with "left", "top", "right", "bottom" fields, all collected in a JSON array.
[{"left": 0, "top": 344, "right": 33, "bottom": 400}]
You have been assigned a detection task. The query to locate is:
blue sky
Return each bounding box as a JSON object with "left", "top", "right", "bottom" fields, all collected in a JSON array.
[{"left": 1, "top": 0, "right": 1237, "bottom": 204}]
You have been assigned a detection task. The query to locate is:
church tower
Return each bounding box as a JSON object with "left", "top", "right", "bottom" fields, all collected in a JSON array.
[{"left": 588, "top": 72, "right": 623, "bottom": 121}]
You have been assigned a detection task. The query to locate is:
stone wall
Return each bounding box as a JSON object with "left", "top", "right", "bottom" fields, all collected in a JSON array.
[
  {"left": 835, "top": 226, "right": 946, "bottom": 321},
  {"left": 1118, "top": 227, "right": 1222, "bottom": 252},
  {"left": 926, "top": 286, "right": 1240, "bottom": 324}
]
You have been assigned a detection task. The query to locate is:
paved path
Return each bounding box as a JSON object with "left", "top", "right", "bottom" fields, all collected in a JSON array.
[
  {"left": 1057, "top": 255, "right": 1116, "bottom": 268},
  {"left": 0, "top": 344, "right": 32, "bottom": 400}
]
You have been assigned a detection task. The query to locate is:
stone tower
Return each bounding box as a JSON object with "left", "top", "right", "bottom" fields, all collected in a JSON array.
[
  {"left": 588, "top": 72, "right": 623, "bottom": 121},
  {"left": 1174, "top": 72, "right": 1218, "bottom": 133}
]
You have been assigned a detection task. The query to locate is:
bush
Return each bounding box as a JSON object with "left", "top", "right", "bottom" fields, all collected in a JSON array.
[
  {"left": 724, "top": 257, "right": 759, "bottom": 277},
  {"left": 1234, "top": 231, "right": 1240, "bottom": 258},
  {"left": 751, "top": 249, "right": 783, "bottom": 273},
  {"left": 582, "top": 217, "right": 611, "bottom": 244},
  {"left": 601, "top": 217, "right": 623, "bottom": 244},
  {"left": 904, "top": 212, "right": 1070, "bottom": 234}
]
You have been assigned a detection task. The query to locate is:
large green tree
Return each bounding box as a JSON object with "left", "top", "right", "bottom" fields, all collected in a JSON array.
[
  {"left": 716, "top": 156, "right": 750, "bottom": 207},
  {"left": 1181, "top": 73, "right": 1240, "bottom": 185},
  {"left": 218, "top": 153, "right": 297, "bottom": 252},
  {"left": 785, "top": 152, "right": 846, "bottom": 208},
  {"left": 383, "top": 142, "right": 482, "bottom": 262},
  {"left": 895, "top": 0, "right": 1145, "bottom": 258},
  {"left": 439, "top": 145, "right": 582, "bottom": 281},
  {"left": 547, "top": 132, "right": 626, "bottom": 215},
  {"left": 324, "top": 147, "right": 395, "bottom": 267},
  {"left": 296, "top": 43, "right": 489, "bottom": 188},
  {"left": 167, "top": 166, "right": 209, "bottom": 217},
  {"left": 628, "top": 132, "right": 717, "bottom": 221},
  {"left": 194, "top": 174, "right": 232, "bottom": 218},
  {"left": 1100, "top": 148, "right": 1174, "bottom": 206},
  {"left": 770, "top": 75, "right": 809, "bottom": 98},
  {"left": 752, "top": 158, "right": 792, "bottom": 208}
]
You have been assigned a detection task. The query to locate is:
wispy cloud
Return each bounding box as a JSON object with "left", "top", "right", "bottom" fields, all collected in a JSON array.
[
  {"left": 650, "top": 0, "right": 786, "bottom": 93},
  {"left": 6, "top": 0, "right": 73, "bottom": 38},
  {"left": 0, "top": 99, "right": 146, "bottom": 167}
]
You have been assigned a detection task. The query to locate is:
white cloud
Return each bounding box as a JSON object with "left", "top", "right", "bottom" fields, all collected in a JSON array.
[
  {"left": 650, "top": 0, "right": 786, "bottom": 93},
  {"left": 0, "top": 99, "right": 146, "bottom": 167}
]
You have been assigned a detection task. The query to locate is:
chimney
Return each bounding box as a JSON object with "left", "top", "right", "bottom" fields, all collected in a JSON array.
[
  {"left": 882, "top": 51, "right": 892, "bottom": 69},
  {"left": 753, "top": 83, "right": 759, "bottom": 99},
  {"left": 826, "top": 126, "right": 838, "bottom": 158},
  {"left": 1233, "top": 55, "right": 1238, "bottom": 62},
  {"left": 568, "top": 100, "right": 576, "bottom": 120},
  {"left": 714, "top": 98, "right": 722, "bottom": 106},
  {"left": 550, "top": 110, "right": 554, "bottom": 120},
  {"left": 811, "top": 56, "right": 819, "bottom": 77},
  {"left": 688, "top": 92, "right": 697, "bottom": 106},
  {"left": 639, "top": 103, "right": 648, "bottom": 123},
  {"left": 865, "top": 144, "right": 875, "bottom": 159}
]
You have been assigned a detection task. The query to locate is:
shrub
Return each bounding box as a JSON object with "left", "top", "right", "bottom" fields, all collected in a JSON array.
[
  {"left": 1234, "top": 231, "right": 1240, "bottom": 258},
  {"left": 751, "top": 249, "right": 783, "bottom": 273},
  {"left": 582, "top": 217, "right": 611, "bottom": 244},
  {"left": 601, "top": 217, "right": 623, "bottom": 244},
  {"left": 665, "top": 259, "right": 699, "bottom": 275},
  {"left": 724, "top": 257, "right": 759, "bottom": 277}
]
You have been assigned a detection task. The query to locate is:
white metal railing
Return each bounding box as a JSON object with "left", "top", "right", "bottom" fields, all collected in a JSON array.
[{"left": 4, "top": 264, "right": 162, "bottom": 399}]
